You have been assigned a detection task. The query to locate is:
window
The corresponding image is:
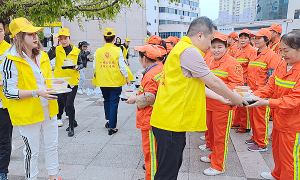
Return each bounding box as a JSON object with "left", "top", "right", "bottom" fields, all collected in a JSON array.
[
  {"left": 159, "top": 32, "right": 181, "bottom": 39},
  {"left": 159, "top": 7, "right": 168, "bottom": 13},
  {"left": 154, "top": 6, "right": 156, "bottom": 10},
  {"left": 154, "top": 19, "right": 156, "bottom": 23}
]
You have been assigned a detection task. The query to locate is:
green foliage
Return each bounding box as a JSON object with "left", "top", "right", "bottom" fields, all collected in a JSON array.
[
  {"left": 0, "top": 0, "right": 143, "bottom": 25},
  {"left": 37, "top": 31, "right": 44, "bottom": 40}
]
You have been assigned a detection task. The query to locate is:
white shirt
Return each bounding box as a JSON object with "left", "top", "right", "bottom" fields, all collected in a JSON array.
[
  {"left": 0, "top": 48, "right": 10, "bottom": 108},
  {"left": 93, "top": 49, "right": 128, "bottom": 78},
  {"left": 0, "top": 46, "right": 49, "bottom": 107}
]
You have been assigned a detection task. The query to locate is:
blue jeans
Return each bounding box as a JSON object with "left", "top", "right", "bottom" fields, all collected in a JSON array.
[{"left": 100, "top": 87, "right": 122, "bottom": 129}]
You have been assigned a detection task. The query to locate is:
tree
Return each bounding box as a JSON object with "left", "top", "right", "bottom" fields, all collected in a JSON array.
[{"left": 0, "top": 0, "right": 143, "bottom": 25}]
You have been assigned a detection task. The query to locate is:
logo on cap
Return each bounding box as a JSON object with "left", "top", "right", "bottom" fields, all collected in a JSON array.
[{"left": 25, "top": 20, "right": 31, "bottom": 25}]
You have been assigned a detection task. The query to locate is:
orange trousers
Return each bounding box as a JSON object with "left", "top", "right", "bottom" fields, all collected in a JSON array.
[
  {"left": 271, "top": 129, "right": 300, "bottom": 180},
  {"left": 206, "top": 110, "right": 234, "bottom": 171},
  {"left": 249, "top": 106, "right": 270, "bottom": 147},
  {"left": 232, "top": 106, "right": 251, "bottom": 129},
  {"left": 141, "top": 130, "right": 157, "bottom": 180}
]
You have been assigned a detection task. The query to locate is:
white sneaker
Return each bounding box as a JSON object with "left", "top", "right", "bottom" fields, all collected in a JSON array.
[
  {"left": 57, "top": 119, "right": 63, "bottom": 127},
  {"left": 200, "top": 136, "right": 206, "bottom": 141},
  {"left": 261, "top": 172, "right": 275, "bottom": 179},
  {"left": 199, "top": 144, "right": 208, "bottom": 150},
  {"left": 203, "top": 167, "right": 224, "bottom": 176},
  {"left": 200, "top": 156, "right": 211, "bottom": 163},
  {"left": 77, "top": 89, "right": 84, "bottom": 95}
]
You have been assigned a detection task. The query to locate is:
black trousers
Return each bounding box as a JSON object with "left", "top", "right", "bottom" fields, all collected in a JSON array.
[
  {"left": 57, "top": 85, "right": 78, "bottom": 128},
  {"left": 0, "top": 108, "right": 13, "bottom": 174},
  {"left": 152, "top": 126, "right": 186, "bottom": 180}
]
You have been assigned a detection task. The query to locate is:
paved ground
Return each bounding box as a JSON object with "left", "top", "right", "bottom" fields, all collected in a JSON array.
[{"left": 7, "top": 56, "right": 275, "bottom": 180}]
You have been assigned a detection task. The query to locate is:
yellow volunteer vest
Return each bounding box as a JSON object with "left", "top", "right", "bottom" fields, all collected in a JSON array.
[
  {"left": 0, "top": 40, "right": 11, "bottom": 109},
  {"left": 6, "top": 52, "right": 58, "bottom": 126},
  {"left": 54, "top": 44, "right": 80, "bottom": 85},
  {"left": 125, "top": 64, "right": 134, "bottom": 81},
  {"left": 93, "top": 43, "right": 127, "bottom": 87},
  {"left": 121, "top": 44, "right": 129, "bottom": 59},
  {"left": 150, "top": 36, "right": 207, "bottom": 132}
]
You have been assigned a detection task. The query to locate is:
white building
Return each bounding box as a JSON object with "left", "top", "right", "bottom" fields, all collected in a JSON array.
[
  {"left": 218, "top": 0, "right": 256, "bottom": 24},
  {"left": 146, "top": 0, "right": 200, "bottom": 38}
]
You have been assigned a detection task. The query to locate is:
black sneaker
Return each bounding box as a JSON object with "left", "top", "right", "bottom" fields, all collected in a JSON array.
[
  {"left": 142, "top": 164, "right": 146, "bottom": 170},
  {"left": 105, "top": 121, "right": 109, "bottom": 128},
  {"left": 108, "top": 128, "right": 118, "bottom": 135}
]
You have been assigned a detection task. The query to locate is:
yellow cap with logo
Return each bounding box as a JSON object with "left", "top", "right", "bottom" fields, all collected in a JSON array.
[
  {"left": 9, "top": 17, "right": 44, "bottom": 38},
  {"left": 57, "top": 28, "right": 70, "bottom": 37},
  {"left": 104, "top": 28, "right": 115, "bottom": 36},
  {"left": 125, "top": 38, "right": 130, "bottom": 42}
]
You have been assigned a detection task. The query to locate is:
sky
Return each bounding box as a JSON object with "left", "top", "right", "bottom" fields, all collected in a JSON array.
[{"left": 199, "top": 0, "right": 219, "bottom": 21}]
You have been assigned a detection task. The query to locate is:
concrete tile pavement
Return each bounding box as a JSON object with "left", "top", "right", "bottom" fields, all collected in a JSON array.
[{"left": 7, "top": 57, "right": 275, "bottom": 180}]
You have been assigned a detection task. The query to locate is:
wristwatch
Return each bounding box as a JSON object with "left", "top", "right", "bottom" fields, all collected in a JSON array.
[{"left": 32, "top": 90, "right": 39, "bottom": 98}]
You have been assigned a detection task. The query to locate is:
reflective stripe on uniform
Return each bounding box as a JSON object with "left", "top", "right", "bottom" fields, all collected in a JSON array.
[
  {"left": 271, "top": 42, "right": 280, "bottom": 50},
  {"left": 149, "top": 130, "right": 157, "bottom": 180},
  {"left": 236, "top": 58, "right": 248, "bottom": 63},
  {"left": 139, "top": 86, "right": 144, "bottom": 93},
  {"left": 293, "top": 133, "right": 300, "bottom": 180},
  {"left": 246, "top": 107, "right": 251, "bottom": 129},
  {"left": 249, "top": 61, "right": 267, "bottom": 68},
  {"left": 222, "top": 110, "right": 233, "bottom": 171},
  {"left": 264, "top": 106, "right": 270, "bottom": 145},
  {"left": 211, "top": 70, "right": 228, "bottom": 77},
  {"left": 275, "top": 76, "right": 296, "bottom": 88},
  {"left": 154, "top": 73, "right": 162, "bottom": 82}
]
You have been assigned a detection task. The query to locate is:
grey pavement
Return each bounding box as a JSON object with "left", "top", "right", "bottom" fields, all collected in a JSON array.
[{"left": 8, "top": 56, "right": 275, "bottom": 180}]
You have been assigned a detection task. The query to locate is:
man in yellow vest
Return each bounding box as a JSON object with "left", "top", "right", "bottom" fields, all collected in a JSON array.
[
  {"left": 93, "top": 28, "right": 131, "bottom": 135},
  {"left": 120, "top": 38, "right": 130, "bottom": 66},
  {"left": 0, "top": 18, "right": 13, "bottom": 180},
  {"left": 150, "top": 17, "right": 247, "bottom": 179}
]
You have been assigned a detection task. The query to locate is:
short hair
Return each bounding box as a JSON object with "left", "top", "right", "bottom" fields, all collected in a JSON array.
[
  {"left": 138, "top": 51, "right": 156, "bottom": 62},
  {"left": 0, "top": 19, "right": 5, "bottom": 29},
  {"left": 211, "top": 39, "right": 227, "bottom": 48},
  {"left": 187, "top": 16, "right": 217, "bottom": 37},
  {"left": 104, "top": 32, "right": 115, "bottom": 43},
  {"left": 239, "top": 33, "right": 250, "bottom": 39},
  {"left": 281, "top": 30, "right": 300, "bottom": 51}
]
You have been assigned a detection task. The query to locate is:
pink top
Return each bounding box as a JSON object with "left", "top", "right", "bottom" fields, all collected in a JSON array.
[{"left": 180, "top": 47, "right": 211, "bottom": 78}]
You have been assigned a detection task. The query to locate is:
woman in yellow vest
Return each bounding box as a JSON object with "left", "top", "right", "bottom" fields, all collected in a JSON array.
[
  {"left": 0, "top": 18, "right": 13, "bottom": 180},
  {"left": 1, "top": 17, "right": 60, "bottom": 180},
  {"left": 150, "top": 17, "right": 247, "bottom": 179},
  {"left": 48, "top": 28, "right": 83, "bottom": 137},
  {"left": 93, "top": 28, "right": 131, "bottom": 135}
]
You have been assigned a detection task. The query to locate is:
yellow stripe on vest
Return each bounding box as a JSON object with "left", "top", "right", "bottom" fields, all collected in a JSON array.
[
  {"left": 211, "top": 70, "right": 228, "bottom": 77},
  {"left": 139, "top": 86, "right": 144, "bottom": 93},
  {"left": 249, "top": 61, "right": 267, "bottom": 68},
  {"left": 275, "top": 76, "right": 296, "bottom": 88},
  {"left": 264, "top": 106, "right": 270, "bottom": 145},
  {"left": 236, "top": 59, "right": 248, "bottom": 63},
  {"left": 246, "top": 107, "right": 251, "bottom": 129},
  {"left": 293, "top": 133, "right": 300, "bottom": 180},
  {"left": 149, "top": 130, "right": 157, "bottom": 180},
  {"left": 154, "top": 73, "right": 162, "bottom": 82},
  {"left": 222, "top": 110, "right": 233, "bottom": 171}
]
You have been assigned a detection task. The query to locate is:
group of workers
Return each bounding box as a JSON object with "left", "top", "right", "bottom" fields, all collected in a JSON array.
[{"left": 0, "top": 15, "right": 300, "bottom": 180}]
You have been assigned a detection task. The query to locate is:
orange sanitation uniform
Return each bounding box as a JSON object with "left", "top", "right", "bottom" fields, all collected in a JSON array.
[
  {"left": 254, "top": 60, "right": 300, "bottom": 179},
  {"left": 205, "top": 52, "right": 243, "bottom": 171},
  {"left": 247, "top": 47, "right": 280, "bottom": 148},
  {"left": 232, "top": 44, "right": 256, "bottom": 129},
  {"left": 228, "top": 42, "right": 239, "bottom": 57},
  {"left": 136, "top": 63, "right": 163, "bottom": 180},
  {"left": 269, "top": 37, "right": 281, "bottom": 55}
]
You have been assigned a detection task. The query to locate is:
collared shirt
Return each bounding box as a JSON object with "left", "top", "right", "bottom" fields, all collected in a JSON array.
[{"left": 0, "top": 46, "right": 49, "bottom": 106}]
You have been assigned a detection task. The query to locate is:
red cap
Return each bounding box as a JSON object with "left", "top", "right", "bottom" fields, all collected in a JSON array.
[
  {"left": 134, "top": 45, "right": 161, "bottom": 60},
  {"left": 254, "top": 28, "right": 272, "bottom": 39},
  {"left": 147, "top": 35, "right": 162, "bottom": 45},
  {"left": 166, "top": 43, "right": 173, "bottom": 54},
  {"left": 213, "top": 32, "right": 228, "bottom": 42},
  {"left": 165, "top": 36, "right": 177, "bottom": 44},
  {"left": 239, "top": 29, "right": 254, "bottom": 37},
  {"left": 155, "top": 45, "right": 167, "bottom": 58},
  {"left": 228, "top": 32, "right": 239, "bottom": 41},
  {"left": 269, "top": 24, "right": 282, "bottom": 34}
]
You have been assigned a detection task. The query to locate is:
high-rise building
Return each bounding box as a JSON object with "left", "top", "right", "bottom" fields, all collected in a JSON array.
[
  {"left": 146, "top": 0, "right": 200, "bottom": 38},
  {"left": 218, "top": 0, "right": 256, "bottom": 24},
  {"left": 256, "top": 0, "right": 289, "bottom": 21}
]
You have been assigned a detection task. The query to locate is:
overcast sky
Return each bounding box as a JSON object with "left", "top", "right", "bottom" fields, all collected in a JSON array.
[{"left": 200, "top": 0, "right": 219, "bottom": 20}]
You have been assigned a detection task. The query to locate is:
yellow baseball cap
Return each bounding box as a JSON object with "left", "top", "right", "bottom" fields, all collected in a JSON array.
[
  {"left": 104, "top": 28, "right": 115, "bottom": 36},
  {"left": 125, "top": 38, "right": 130, "bottom": 42},
  {"left": 54, "top": 34, "right": 59, "bottom": 38},
  {"left": 57, "top": 28, "right": 70, "bottom": 37},
  {"left": 9, "top": 17, "right": 44, "bottom": 38}
]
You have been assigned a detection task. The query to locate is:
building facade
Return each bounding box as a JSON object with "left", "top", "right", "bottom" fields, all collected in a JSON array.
[
  {"left": 218, "top": 0, "right": 256, "bottom": 24},
  {"left": 256, "top": 0, "right": 289, "bottom": 21},
  {"left": 146, "top": 0, "right": 200, "bottom": 38}
]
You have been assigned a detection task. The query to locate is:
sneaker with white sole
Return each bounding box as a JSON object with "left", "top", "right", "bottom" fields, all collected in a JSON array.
[
  {"left": 200, "top": 136, "right": 206, "bottom": 141},
  {"left": 261, "top": 172, "right": 275, "bottom": 179},
  {"left": 77, "top": 89, "right": 84, "bottom": 95},
  {"left": 203, "top": 167, "right": 224, "bottom": 176},
  {"left": 57, "top": 119, "right": 63, "bottom": 127},
  {"left": 200, "top": 156, "right": 211, "bottom": 163},
  {"left": 199, "top": 144, "right": 207, "bottom": 150},
  {"left": 245, "top": 139, "right": 256, "bottom": 145},
  {"left": 248, "top": 144, "right": 268, "bottom": 152}
]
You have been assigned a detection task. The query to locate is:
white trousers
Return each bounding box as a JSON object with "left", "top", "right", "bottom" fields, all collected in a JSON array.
[
  {"left": 78, "top": 68, "right": 85, "bottom": 90},
  {"left": 18, "top": 106, "right": 59, "bottom": 180}
]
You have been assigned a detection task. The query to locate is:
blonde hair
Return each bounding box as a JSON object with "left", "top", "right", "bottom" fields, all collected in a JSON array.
[{"left": 13, "top": 32, "right": 43, "bottom": 59}]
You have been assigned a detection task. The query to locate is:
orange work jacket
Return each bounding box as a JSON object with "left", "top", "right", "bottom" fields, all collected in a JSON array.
[
  {"left": 228, "top": 42, "right": 239, "bottom": 57},
  {"left": 206, "top": 52, "right": 243, "bottom": 111},
  {"left": 269, "top": 37, "right": 281, "bottom": 55},
  {"left": 234, "top": 44, "right": 257, "bottom": 83},
  {"left": 254, "top": 60, "right": 300, "bottom": 133},
  {"left": 136, "top": 63, "right": 163, "bottom": 130},
  {"left": 248, "top": 47, "right": 280, "bottom": 91}
]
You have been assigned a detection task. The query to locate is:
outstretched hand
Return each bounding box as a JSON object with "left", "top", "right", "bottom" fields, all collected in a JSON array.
[{"left": 246, "top": 97, "right": 269, "bottom": 108}]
